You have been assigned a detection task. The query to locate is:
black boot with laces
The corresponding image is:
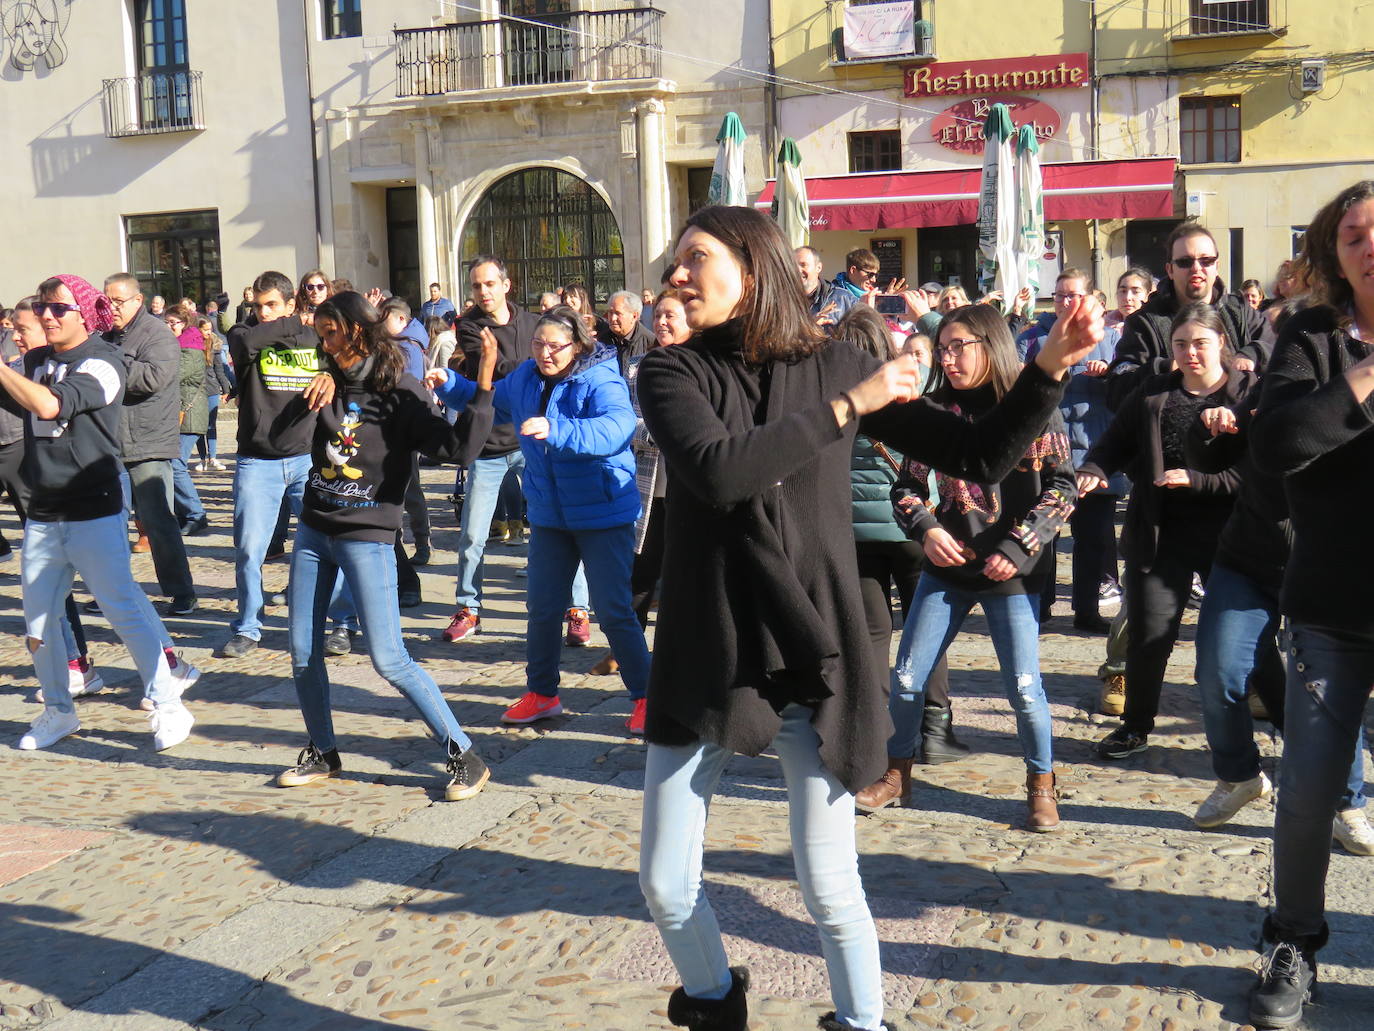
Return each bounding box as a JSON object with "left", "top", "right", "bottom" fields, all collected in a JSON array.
[
  {"left": 445, "top": 743, "right": 491, "bottom": 801},
  {"left": 1249, "top": 917, "right": 1325, "bottom": 1029}
]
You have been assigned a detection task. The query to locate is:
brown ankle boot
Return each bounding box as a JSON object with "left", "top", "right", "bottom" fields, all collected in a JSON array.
[
  {"left": 131, "top": 519, "right": 151, "bottom": 554},
  {"left": 1026, "top": 771, "right": 1059, "bottom": 832},
  {"left": 854, "top": 758, "right": 912, "bottom": 812},
  {"left": 589, "top": 652, "right": 619, "bottom": 676}
]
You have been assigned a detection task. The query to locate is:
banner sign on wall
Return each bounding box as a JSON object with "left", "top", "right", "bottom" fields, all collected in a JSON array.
[{"left": 842, "top": 1, "right": 916, "bottom": 60}]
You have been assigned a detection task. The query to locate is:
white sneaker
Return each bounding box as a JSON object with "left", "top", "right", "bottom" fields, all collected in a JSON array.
[
  {"left": 1333, "top": 808, "right": 1374, "bottom": 856},
  {"left": 1194, "top": 771, "right": 1272, "bottom": 828},
  {"left": 141, "top": 658, "right": 201, "bottom": 711},
  {"left": 209, "top": 458, "right": 227, "bottom": 472},
  {"left": 149, "top": 701, "right": 194, "bottom": 751},
  {"left": 18, "top": 707, "right": 81, "bottom": 750},
  {"left": 67, "top": 662, "right": 104, "bottom": 699}
]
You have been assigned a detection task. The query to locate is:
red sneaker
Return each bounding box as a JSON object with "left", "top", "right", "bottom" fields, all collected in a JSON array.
[
  {"left": 501, "top": 691, "right": 564, "bottom": 724},
  {"left": 564, "top": 607, "right": 590, "bottom": 647},
  {"left": 442, "top": 607, "right": 480, "bottom": 642},
  {"left": 626, "top": 697, "right": 647, "bottom": 736}
]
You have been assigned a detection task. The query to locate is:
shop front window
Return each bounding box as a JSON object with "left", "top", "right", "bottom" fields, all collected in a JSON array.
[{"left": 460, "top": 167, "right": 624, "bottom": 308}]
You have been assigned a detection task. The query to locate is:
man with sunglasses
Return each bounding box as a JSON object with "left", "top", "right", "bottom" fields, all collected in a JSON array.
[
  {"left": 831, "top": 247, "right": 882, "bottom": 301},
  {"left": 1, "top": 275, "right": 197, "bottom": 752},
  {"left": 1105, "top": 222, "right": 1265, "bottom": 410},
  {"left": 102, "top": 272, "right": 198, "bottom": 617}
]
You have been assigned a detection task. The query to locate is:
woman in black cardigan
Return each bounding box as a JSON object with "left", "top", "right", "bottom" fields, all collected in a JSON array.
[{"left": 635, "top": 205, "right": 1104, "bottom": 1031}]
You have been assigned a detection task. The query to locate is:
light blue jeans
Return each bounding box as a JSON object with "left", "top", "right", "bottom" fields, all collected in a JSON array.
[
  {"left": 889, "top": 572, "right": 1054, "bottom": 773},
  {"left": 288, "top": 522, "right": 471, "bottom": 755},
  {"left": 24, "top": 513, "right": 176, "bottom": 711},
  {"left": 454, "top": 452, "right": 526, "bottom": 611},
  {"left": 174, "top": 434, "right": 205, "bottom": 524},
  {"left": 232, "top": 453, "right": 310, "bottom": 640},
  {"left": 639, "top": 705, "right": 883, "bottom": 1029}
]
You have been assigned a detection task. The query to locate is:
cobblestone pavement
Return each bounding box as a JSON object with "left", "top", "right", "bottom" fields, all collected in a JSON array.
[{"left": 1, "top": 426, "right": 1372, "bottom": 1031}]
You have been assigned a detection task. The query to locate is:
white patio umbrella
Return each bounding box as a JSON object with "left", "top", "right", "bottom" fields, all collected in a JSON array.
[
  {"left": 975, "top": 103, "right": 1018, "bottom": 310},
  {"left": 772, "top": 137, "right": 810, "bottom": 248},
  {"left": 708, "top": 112, "right": 748, "bottom": 207},
  {"left": 1013, "top": 123, "right": 1045, "bottom": 318}
]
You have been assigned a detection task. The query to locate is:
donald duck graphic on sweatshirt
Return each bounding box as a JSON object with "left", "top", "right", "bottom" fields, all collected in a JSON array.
[{"left": 320, "top": 402, "right": 364, "bottom": 481}]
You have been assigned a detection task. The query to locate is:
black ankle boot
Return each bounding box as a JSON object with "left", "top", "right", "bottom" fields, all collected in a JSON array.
[
  {"left": 667, "top": 966, "right": 749, "bottom": 1031},
  {"left": 818, "top": 1011, "right": 887, "bottom": 1031},
  {"left": 918, "top": 703, "right": 970, "bottom": 765},
  {"left": 1249, "top": 916, "right": 1326, "bottom": 1029}
]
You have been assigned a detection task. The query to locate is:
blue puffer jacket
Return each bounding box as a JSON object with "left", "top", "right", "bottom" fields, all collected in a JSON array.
[{"left": 433, "top": 343, "right": 640, "bottom": 530}]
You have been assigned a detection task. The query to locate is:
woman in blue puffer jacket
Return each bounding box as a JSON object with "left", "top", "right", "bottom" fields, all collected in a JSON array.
[{"left": 427, "top": 305, "right": 651, "bottom": 735}]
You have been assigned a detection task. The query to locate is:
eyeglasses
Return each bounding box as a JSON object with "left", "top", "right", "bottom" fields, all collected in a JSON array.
[
  {"left": 33, "top": 302, "right": 76, "bottom": 319},
  {"left": 1053, "top": 291, "right": 1086, "bottom": 301},
  {"left": 106, "top": 294, "right": 140, "bottom": 309},
  {"left": 935, "top": 336, "right": 983, "bottom": 360},
  {"left": 1172, "top": 255, "right": 1218, "bottom": 270},
  {"left": 305, "top": 282, "right": 328, "bottom": 293},
  {"left": 532, "top": 341, "right": 575, "bottom": 355}
]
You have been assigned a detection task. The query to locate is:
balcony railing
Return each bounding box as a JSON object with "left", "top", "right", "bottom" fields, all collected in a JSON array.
[
  {"left": 395, "top": 8, "right": 663, "bottom": 99},
  {"left": 1170, "top": 0, "right": 1285, "bottom": 39},
  {"left": 829, "top": 0, "right": 935, "bottom": 66},
  {"left": 102, "top": 70, "right": 205, "bottom": 138}
]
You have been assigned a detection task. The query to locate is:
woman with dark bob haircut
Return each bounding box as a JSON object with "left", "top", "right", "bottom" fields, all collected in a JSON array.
[
  {"left": 1244, "top": 179, "right": 1374, "bottom": 1029},
  {"left": 633, "top": 205, "right": 1103, "bottom": 1031},
  {"left": 272, "top": 291, "right": 498, "bottom": 802}
]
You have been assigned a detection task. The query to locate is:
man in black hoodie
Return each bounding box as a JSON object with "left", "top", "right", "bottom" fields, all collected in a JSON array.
[
  {"left": 220, "top": 271, "right": 323, "bottom": 658},
  {"left": 1105, "top": 223, "right": 1266, "bottom": 411}
]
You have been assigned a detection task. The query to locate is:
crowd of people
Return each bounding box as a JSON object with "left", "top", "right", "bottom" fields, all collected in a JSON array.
[{"left": 2, "top": 180, "right": 1373, "bottom": 1031}]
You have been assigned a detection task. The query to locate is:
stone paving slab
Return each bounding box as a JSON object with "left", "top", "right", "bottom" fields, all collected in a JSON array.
[{"left": 0, "top": 827, "right": 108, "bottom": 889}]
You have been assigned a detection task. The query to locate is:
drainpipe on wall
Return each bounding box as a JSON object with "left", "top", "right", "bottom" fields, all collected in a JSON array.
[
  {"left": 1089, "top": 0, "right": 1103, "bottom": 289},
  {"left": 301, "top": 0, "right": 324, "bottom": 265},
  {"left": 765, "top": 0, "right": 778, "bottom": 180}
]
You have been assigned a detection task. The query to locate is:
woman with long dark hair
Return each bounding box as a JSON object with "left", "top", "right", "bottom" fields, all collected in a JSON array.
[
  {"left": 295, "top": 270, "right": 333, "bottom": 326},
  {"left": 633, "top": 205, "right": 1103, "bottom": 1031},
  {"left": 1244, "top": 180, "right": 1374, "bottom": 1028},
  {"left": 274, "top": 291, "right": 496, "bottom": 801}
]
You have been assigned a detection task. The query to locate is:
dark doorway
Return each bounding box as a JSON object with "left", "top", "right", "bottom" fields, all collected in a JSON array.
[
  {"left": 918, "top": 225, "right": 978, "bottom": 290},
  {"left": 125, "top": 210, "right": 221, "bottom": 305},
  {"left": 386, "top": 187, "right": 421, "bottom": 311},
  {"left": 1125, "top": 218, "right": 1184, "bottom": 283}
]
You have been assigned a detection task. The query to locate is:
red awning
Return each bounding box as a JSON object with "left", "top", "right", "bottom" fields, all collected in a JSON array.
[{"left": 754, "top": 158, "right": 1176, "bottom": 232}]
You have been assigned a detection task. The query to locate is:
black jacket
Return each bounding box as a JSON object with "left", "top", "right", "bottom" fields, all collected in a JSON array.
[
  {"left": 610, "top": 320, "right": 655, "bottom": 378},
  {"left": 102, "top": 306, "right": 181, "bottom": 463},
  {"left": 1080, "top": 367, "right": 1253, "bottom": 570},
  {"left": 454, "top": 304, "right": 539, "bottom": 458},
  {"left": 1251, "top": 306, "right": 1374, "bottom": 636},
  {"left": 637, "top": 320, "right": 1069, "bottom": 794},
  {"left": 1105, "top": 279, "right": 1266, "bottom": 410},
  {"left": 228, "top": 315, "right": 322, "bottom": 459}
]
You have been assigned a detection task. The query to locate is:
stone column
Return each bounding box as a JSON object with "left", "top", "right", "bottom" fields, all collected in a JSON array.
[
  {"left": 409, "top": 118, "right": 439, "bottom": 295},
  {"left": 636, "top": 98, "right": 670, "bottom": 287}
]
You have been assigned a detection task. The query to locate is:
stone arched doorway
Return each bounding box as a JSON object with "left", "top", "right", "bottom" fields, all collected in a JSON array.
[{"left": 459, "top": 166, "right": 624, "bottom": 310}]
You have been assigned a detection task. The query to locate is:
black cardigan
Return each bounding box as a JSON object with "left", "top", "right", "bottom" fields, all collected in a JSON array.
[
  {"left": 1251, "top": 306, "right": 1374, "bottom": 636},
  {"left": 1079, "top": 367, "right": 1252, "bottom": 571},
  {"left": 636, "top": 320, "right": 1068, "bottom": 793}
]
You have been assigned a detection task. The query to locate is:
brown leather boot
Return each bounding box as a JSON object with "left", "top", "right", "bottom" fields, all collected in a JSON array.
[
  {"left": 854, "top": 758, "right": 912, "bottom": 813},
  {"left": 589, "top": 652, "right": 619, "bottom": 676},
  {"left": 131, "top": 519, "right": 151, "bottom": 554},
  {"left": 1026, "top": 771, "right": 1059, "bottom": 832}
]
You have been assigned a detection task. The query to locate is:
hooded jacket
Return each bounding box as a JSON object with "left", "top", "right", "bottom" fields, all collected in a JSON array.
[
  {"left": 1105, "top": 278, "right": 1266, "bottom": 411},
  {"left": 228, "top": 314, "right": 323, "bottom": 459},
  {"left": 102, "top": 305, "right": 180, "bottom": 463},
  {"left": 434, "top": 342, "right": 639, "bottom": 531}
]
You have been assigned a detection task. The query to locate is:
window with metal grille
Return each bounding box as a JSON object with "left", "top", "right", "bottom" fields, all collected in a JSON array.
[
  {"left": 848, "top": 130, "right": 902, "bottom": 173},
  {"left": 1180, "top": 96, "right": 1241, "bottom": 164},
  {"left": 125, "top": 210, "right": 222, "bottom": 306},
  {"left": 323, "top": 0, "right": 361, "bottom": 40}
]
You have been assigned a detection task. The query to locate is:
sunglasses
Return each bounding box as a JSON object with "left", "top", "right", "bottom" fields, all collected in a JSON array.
[
  {"left": 33, "top": 302, "right": 77, "bottom": 318},
  {"left": 305, "top": 282, "right": 328, "bottom": 292},
  {"left": 1172, "top": 255, "right": 1218, "bottom": 270}
]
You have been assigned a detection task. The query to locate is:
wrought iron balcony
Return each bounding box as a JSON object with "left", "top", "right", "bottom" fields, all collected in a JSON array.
[
  {"left": 828, "top": 0, "right": 936, "bottom": 66},
  {"left": 395, "top": 7, "right": 663, "bottom": 99},
  {"left": 1170, "top": 0, "right": 1286, "bottom": 39},
  {"left": 102, "top": 70, "right": 205, "bottom": 138}
]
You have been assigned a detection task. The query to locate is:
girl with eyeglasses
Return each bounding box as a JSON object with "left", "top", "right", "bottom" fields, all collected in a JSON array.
[
  {"left": 426, "top": 305, "right": 652, "bottom": 734},
  {"left": 856, "top": 303, "right": 1076, "bottom": 832}
]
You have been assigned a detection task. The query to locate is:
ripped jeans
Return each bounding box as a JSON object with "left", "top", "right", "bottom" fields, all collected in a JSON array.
[
  {"left": 888, "top": 571, "right": 1053, "bottom": 773},
  {"left": 1272, "top": 623, "right": 1374, "bottom": 941}
]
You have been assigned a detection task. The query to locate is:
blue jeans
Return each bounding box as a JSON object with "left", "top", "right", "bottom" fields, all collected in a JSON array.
[
  {"left": 173, "top": 435, "right": 205, "bottom": 524},
  {"left": 1196, "top": 563, "right": 1367, "bottom": 804},
  {"left": 889, "top": 572, "right": 1054, "bottom": 773},
  {"left": 640, "top": 704, "right": 883, "bottom": 1029},
  {"left": 454, "top": 452, "right": 525, "bottom": 610},
  {"left": 24, "top": 513, "right": 176, "bottom": 712},
  {"left": 198, "top": 395, "right": 219, "bottom": 460},
  {"left": 288, "top": 522, "right": 471, "bottom": 755},
  {"left": 232, "top": 454, "right": 310, "bottom": 640},
  {"left": 525, "top": 523, "right": 648, "bottom": 700},
  {"left": 1272, "top": 624, "right": 1374, "bottom": 940}
]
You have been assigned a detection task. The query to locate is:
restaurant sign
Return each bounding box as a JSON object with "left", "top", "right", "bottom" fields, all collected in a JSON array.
[
  {"left": 905, "top": 53, "right": 1089, "bottom": 98},
  {"left": 931, "top": 95, "right": 1061, "bottom": 155}
]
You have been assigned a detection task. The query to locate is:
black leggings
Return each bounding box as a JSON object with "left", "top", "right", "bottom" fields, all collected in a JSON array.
[
  {"left": 855, "top": 539, "right": 951, "bottom": 708},
  {"left": 631, "top": 497, "right": 666, "bottom": 629}
]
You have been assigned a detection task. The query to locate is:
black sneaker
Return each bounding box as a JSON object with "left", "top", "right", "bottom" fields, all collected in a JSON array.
[
  {"left": 1099, "top": 579, "right": 1122, "bottom": 601},
  {"left": 398, "top": 589, "right": 422, "bottom": 609},
  {"left": 411, "top": 540, "right": 431, "bottom": 567},
  {"left": 1249, "top": 941, "right": 1316, "bottom": 1028},
  {"left": 180, "top": 516, "right": 210, "bottom": 537},
  {"left": 444, "top": 745, "right": 490, "bottom": 801},
  {"left": 1096, "top": 726, "right": 1149, "bottom": 759},
  {"left": 166, "top": 596, "right": 198, "bottom": 617},
  {"left": 277, "top": 743, "right": 342, "bottom": 787},
  {"left": 220, "top": 634, "right": 258, "bottom": 659},
  {"left": 324, "top": 627, "right": 354, "bottom": 656}
]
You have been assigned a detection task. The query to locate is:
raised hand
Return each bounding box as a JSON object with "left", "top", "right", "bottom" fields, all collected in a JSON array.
[
  {"left": 423, "top": 367, "right": 451, "bottom": 390},
  {"left": 1034, "top": 295, "right": 1105, "bottom": 380},
  {"left": 477, "top": 327, "right": 499, "bottom": 391}
]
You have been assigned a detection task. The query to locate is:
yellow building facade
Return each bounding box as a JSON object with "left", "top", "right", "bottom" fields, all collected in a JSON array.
[{"left": 767, "top": 0, "right": 1374, "bottom": 298}]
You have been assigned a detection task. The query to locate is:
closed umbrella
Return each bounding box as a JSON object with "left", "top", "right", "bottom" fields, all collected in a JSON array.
[
  {"left": 709, "top": 112, "right": 748, "bottom": 207},
  {"left": 1013, "top": 123, "right": 1045, "bottom": 319},
  {"left": 772, "top": 137, "right": 810, "bottom": 248},
  {"left": 975, "top": 103, "right": 1017, "bottom": 310}
]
